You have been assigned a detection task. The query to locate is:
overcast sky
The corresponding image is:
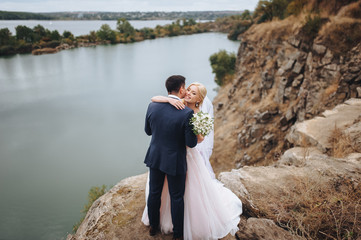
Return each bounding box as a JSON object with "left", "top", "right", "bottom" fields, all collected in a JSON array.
[{"left": 1, "top": 0, "right": 259, "bottom": 12}]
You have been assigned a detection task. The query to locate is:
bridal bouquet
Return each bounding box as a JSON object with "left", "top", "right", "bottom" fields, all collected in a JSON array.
[{"left": 190, "top": 111, "right": 214, "bottom": 136}]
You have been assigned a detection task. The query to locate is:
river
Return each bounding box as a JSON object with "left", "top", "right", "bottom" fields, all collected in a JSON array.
[{"left": 0, "top": 20, "right": 240, "bottom": 240}]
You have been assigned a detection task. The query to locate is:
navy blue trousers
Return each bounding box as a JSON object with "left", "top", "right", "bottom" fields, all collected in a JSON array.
[{"left": 147, "top": 168, "right": 186, "bottom": 238}]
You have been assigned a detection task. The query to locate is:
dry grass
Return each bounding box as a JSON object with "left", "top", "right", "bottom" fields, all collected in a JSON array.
[
  {"left": 318, "top": 17, "right": 361, "bottom": 56},
  {"left": 244, "top": 16, "right": 302, "bottom": 43},
  {"left": 329, "top": 125, "right": 357, "bottom": 158},
  {"left": 253, "top": 174, "right": 361, "bottom": 239},
  {"left": 307, "top": 0, "right": 359, "bottom": 16},
  {"left": 336, "top": 0, "right": 361, "bottom": 19}
]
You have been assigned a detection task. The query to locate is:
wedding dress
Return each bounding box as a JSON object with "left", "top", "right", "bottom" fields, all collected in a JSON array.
[{"left": 142, "top": 145, "right": 243, "bottom": 240}]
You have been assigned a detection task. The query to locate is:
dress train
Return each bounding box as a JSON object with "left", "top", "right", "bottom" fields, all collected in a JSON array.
[{"left": 142, "top": 147, "right": 242, "bottom": 239}]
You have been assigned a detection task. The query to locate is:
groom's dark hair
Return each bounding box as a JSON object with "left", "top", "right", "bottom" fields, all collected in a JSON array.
[{"left": 166, "top": 75, "right": 186, "bottom": 94}]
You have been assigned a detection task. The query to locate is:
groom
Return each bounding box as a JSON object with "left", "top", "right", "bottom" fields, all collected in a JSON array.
[{"left": 144, "top": 75, "right": 197, "bottom": 239}]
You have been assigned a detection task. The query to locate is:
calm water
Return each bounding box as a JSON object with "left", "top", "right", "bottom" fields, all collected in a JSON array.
[
  {"left": 0, "top": 21, "right": 240, "bottom": 240},
  {"left": 0, "top": 20, "right": 174, "bottom": 36}
]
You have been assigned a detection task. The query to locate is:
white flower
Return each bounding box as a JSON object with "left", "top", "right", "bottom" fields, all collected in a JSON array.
[{"left": 190, "top": 111, "right": 214, "bottom": 136}]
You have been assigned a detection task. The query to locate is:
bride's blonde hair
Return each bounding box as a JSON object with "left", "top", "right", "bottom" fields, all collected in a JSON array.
[{"left": 188, "top": 82, "right": 207, "bottom": 107}]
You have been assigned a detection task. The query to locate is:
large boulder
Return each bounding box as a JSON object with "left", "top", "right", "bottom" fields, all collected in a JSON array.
[
  {"left": 66, "top": 173, "right": 175, "bottom": 240},
  {"left": 219, "top": 148, "right": 361, "bottom": 239},
  {"left": 286, "top": 98, "right": 361, "bottom": 152},
  {"left": 220, "top": 148, "right": 361, "bottom": 209}
]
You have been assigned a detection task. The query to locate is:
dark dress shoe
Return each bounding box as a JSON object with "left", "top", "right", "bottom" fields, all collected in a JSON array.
[{"left": 149, "top": 226, "right": 158, "bottom": 236}]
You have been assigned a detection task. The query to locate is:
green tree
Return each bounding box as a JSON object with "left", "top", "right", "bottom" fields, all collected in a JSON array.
[
  {"left": 139, "top": 27, "right": 156, "bottom": 39},
  {"left": 15, "top": 25, "right": 34, "bottom": 43},
  {"left": 63, "top": 30, "right": 74, "bottom": 40},
  {"left": 0, "top": 45, "right": 16, "bottom": 56},
  {"left": 50, "top": 30, "right": 61, "bottom": 41},
  {"left": 228, "top": 21, "right": 252, "bottom": 40},
  {"left": 209, "top": 50, "right": 236, "bottom": 86},
  {"left": 88, "top": 30, "right": 97, "bottom": 43},
  {"left": 286, "top": 0, "right": 308, "bottom": 16},
  {"left": 0, "top": 28, "right": 12, "bottom": 45},
  {"left": 96, "top": 24, "right": 116, "bottom": 43},
  {"left": 154, "top": 25, "right": 164, "bottom": 37},
  {"left": 182, "top": 18, "right": 196, "bottom": 26},
  {"left": 117, "top": 18, "right": 135, "bottom": 37},
  {"left": 241, "top": 10, "right": 252, "bottom": 20},
  {"left": 33, "top": 24, "right": 47, "bottom": 41},
  {"left": 302, "top": 14, "right": 323, "bottom": 40},
  {"left": 254, "top": 0, "right": 273, "bottom": 23},
  {"left": 254, "top": 0, "right": 292, "bottom": 23},
  {"left": 271, "top": 0, "right": 291, "bottom": 20},
  {"left": 166, "top": 22, "right": 181, "bottom": 36}
]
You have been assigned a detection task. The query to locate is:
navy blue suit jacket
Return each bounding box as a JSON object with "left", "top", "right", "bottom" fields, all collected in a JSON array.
[{"left": 144, "top": 102, "right": 197, "bottom": 176}]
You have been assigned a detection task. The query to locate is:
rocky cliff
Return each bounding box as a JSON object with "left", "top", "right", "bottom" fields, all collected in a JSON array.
[
  {"left": 220, "top": 99, "right": 361, "bottom": 239},
  {"left": 211, "top": 1, "right": 361, "bottom": 171}
]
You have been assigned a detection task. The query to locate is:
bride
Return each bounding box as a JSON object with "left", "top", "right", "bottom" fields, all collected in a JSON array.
[{"left": 142, "top": 82, "right": 243, "bottom": 240}]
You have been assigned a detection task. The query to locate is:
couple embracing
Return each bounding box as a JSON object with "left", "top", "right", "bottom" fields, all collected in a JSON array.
[{"left": 142, "top": 75, "right": 242, "bottom": 240}]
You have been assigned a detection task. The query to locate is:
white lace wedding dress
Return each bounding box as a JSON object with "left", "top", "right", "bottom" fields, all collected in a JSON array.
[{"left": 142, "top": 145, "right": 243, "bottom": 240}]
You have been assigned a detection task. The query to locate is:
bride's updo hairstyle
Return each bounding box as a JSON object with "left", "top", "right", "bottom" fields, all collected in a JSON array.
[{"left": 188, "top": 82, "right": 207, "bottom": 107}]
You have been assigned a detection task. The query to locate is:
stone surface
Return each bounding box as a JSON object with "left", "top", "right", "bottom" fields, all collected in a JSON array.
[
  {"left": 219, "top": 147, "right": 361, "bottom": 230},
  {"left": 288, "top": 36, "right": 301, "bottom": 48},
  {"left": 278, "top": 147, "right": 323, "bottom": 167},
  {"left": 322, "top": 49, "right": 333, "bottom": 65},
  {"left": 283, "top": 59, "right": 296, "bottom": 72},
  {"left": 292, "top": 74, "right": 304, "bottom": 87},
  {"left": 250, "top": 125, "right": 264, "bottom": 139},
  {"left": 292, "top": 61, "right": 304, "bottom": 74},
  {"left": 67, "top": 173, "right": 167, "bottom": 240},
  {"left": 275, "top": 77, "right": 288, "bottom": 103},
  {"left": 286, "top": 98, "right": 361, "bottom": 152},
  {"left": 261, "top": 71, "right": 274, "bottom": 89},
  {"left": 255, "top": 110, "right": 273, "bottom": 123},
  {"left": 312, "top": 43, "right": 327, "bottom": 55}
]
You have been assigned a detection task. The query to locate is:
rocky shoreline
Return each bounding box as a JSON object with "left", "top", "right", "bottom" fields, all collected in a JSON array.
[{"left": 31, "top": 42, "right": 101, "bottom": 55}]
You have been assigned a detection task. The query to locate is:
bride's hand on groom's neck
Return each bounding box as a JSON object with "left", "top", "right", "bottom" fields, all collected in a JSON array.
[{"left": 169, "top": 98, "right": 185, "bottom": 110}]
